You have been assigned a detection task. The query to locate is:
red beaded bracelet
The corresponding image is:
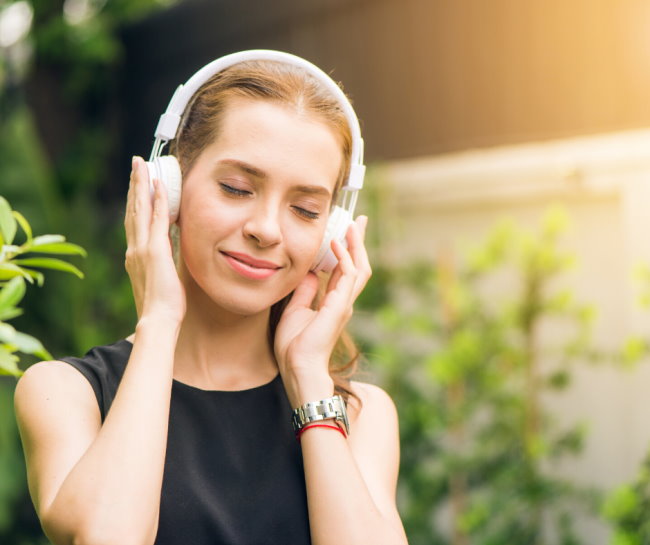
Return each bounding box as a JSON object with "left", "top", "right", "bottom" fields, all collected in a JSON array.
[{"left": 295, "top": 423, "right": 347, "bottom": 443}]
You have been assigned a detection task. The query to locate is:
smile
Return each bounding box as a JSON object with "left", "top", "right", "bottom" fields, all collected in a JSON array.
[{"left": 221, "top": 251, "right": 281, "bottom": 280}]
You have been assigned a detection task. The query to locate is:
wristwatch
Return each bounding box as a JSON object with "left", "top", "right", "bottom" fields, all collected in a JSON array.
[{"left": 292, "top": 394, "right": 350, "bottom": 436}]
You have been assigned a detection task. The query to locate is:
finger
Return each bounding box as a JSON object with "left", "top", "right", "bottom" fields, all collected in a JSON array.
[
  {"left": 351, "top": 214, "right": 367, "bottom": 237},
  {"left": 285, "top": 271, "right": 320, "bottom": 311},
  {"left": 149, "top": 177, "right": 172, "bottom": 250},
  {"left": 124, "top": 157, "right": 136, "bottom": 229},
  {"left": 312, "top": 240, "right": 358, "bottom": 335},
  {"left": 347, "top": 217, "right": 372, "bottom": 296},
  {"left": 325, "top": 262, "right": 343, "bottom": 294},
  {"left": 124, "top": 157, "right": 141, "bottom": 254},
  {"left": 359, "top": 214, "right": 368, "bottom": 239},
  {"left": 133, "top": 156, "right": 153, "bottom": 248},
  {"left": 347, "top": 217, "right": 369, "bottom": 264},
  {"left": 324, "top": 219, "right": 362, "bottom": 294},
  {"left": 320, "top": 238, "right": 356, "bottom": 310}
]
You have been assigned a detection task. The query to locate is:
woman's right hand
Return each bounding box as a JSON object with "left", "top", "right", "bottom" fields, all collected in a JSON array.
[{"left": 124, "top": 156, "right": 186, "bottom": 325}]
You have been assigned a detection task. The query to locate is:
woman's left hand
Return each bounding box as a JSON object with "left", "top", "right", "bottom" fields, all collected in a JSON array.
[{"left": 274, "top": 215, "right": 371, "bottom": 408}]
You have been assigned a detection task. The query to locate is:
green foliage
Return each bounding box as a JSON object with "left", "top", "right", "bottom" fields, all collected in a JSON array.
[
  {"left": 634, "top": 264, "right": 650, "bottom": 310},
  {"left": 0, "top": 196, "right": 86, "bottom": 376},
  {"left": 355, "top": 206, "right": 602, "bottom": 545},
  {"left": 603, "top": 261, "right": 650, "bottom": 543},
  {"left": 0, "top": 381, "right": 26, "bottom": 534},
  {"left": 604, "top": 452, "right": 650, "bottom": 544},
  {"left": 0, "top": 1, "right": 176, "bottom": 541}
]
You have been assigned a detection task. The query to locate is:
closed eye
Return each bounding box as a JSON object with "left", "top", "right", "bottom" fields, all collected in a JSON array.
[
  {"left": 219, "top": 183, "right": 251, "bottom": 197},
  {"left": 292, "top": 206, "right": 320, "bottom": 220}
]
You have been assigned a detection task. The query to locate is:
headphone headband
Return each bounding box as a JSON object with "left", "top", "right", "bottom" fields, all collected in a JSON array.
[{"left": 152, "top": 49, "right": 365, "bottom": 190}]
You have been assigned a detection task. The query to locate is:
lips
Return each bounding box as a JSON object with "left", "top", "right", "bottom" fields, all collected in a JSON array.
[
  {"left": 222, "top": 251, "right": 281, "bottom": 269},
  {"left": 221, "top": 251, "right": 282, "bottom": 280}
]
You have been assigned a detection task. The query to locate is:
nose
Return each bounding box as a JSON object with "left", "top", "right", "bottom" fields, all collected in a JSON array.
[{"left": 243, "top": 200, "right": 283, "bottom": 248}]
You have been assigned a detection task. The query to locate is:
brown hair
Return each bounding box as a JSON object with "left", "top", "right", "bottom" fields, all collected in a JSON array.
[{"left": 169, "top": 59, "right": 361, "bottom": 405}]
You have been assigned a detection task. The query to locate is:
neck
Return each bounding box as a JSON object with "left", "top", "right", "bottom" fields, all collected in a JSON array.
[{"left": 173, "top": 271, "right": 279, "bottom": 391}]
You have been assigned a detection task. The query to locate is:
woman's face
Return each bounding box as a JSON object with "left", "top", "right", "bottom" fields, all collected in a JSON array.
[{"left": 177, "top": 96, "right": 343, "bottom": 316}]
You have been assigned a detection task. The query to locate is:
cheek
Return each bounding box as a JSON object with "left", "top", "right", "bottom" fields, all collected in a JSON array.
[
  {"left": 180, "top": 192, "right": 239, "bottom": 234},
  {"left": 284, "top": 220, "right": 327, "bottom": 264}
]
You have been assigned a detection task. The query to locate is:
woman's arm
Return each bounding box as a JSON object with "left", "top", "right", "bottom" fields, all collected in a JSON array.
[
  {"left": 299, "top": 381, "right": 408, "bottom": 545},
  {"left": 15, "top": 319, "right": 178, "bottom": 545},
  {"left": 275, "top": 217, "right": 408, "bottom": 544},
  {"left": 14, "top": 157, "right": 185, "bottom": 545}
]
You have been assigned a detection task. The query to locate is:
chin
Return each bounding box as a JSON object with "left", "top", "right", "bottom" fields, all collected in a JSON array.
[
  {"left": 217, "top": 294, "right": 274, "bottom": 317},
  {"left": 202, "top": 281, "right": 294, "bottom": 318},
  {"left": 181, "top": 255, "right": 307, "bottom": 318}
]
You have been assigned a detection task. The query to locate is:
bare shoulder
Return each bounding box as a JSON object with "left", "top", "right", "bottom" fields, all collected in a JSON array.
[
  {"left": 18, "top": 359, "right": 88, "bottom": 384},
  {"left": 14, "top": 360, "right": 100, "bottom": 447},
  {"left": 347, "top": 380, "right": 398, "bottom": 425},
  {"left": 14, "top": 360, "right": 101, "bottom": 515},
  {"left": 346, "top": 380, "right": 400, "bottom": 458},
  {"left": 15, "top": 360, "right": 97, "bottom": 412}
]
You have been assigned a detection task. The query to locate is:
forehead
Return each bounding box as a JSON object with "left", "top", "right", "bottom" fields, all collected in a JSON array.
[{"left": 205, "top": 97, "right": 344, "bottom": 191}]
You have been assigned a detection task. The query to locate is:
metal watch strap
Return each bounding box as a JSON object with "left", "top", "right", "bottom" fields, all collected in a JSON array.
[{"left": 292, "top": 394, "right": 350, "bottom": 436}]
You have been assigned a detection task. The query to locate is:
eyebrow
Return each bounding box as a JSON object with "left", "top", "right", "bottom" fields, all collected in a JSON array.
[
  {"left": 218, "top": 158, "right": 267, "bottom": 179},
  {"left": 216, "top": 158, "right": 332, "bottom": 198}
]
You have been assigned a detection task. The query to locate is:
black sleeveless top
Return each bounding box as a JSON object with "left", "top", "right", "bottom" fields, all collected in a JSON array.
[{"left": 60, "top": 339, "right": 312, "bottom": 545}]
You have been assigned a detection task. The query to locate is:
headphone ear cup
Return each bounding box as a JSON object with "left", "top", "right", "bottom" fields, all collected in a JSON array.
[
  {"left": 311, "top": 205, "right": 353, "bottom": 273},
  {"left": 145, "top": 155, "right": 182, "bottom": 223}
]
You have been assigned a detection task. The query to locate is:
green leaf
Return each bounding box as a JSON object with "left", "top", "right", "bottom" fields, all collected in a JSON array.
[
  {"left": 611, "top": 532, "right": 641, "bottom": 545},
  {"left": 11, "top": 258, "right": 84, "bottom": 279},
  {"left": 11, "top": 331, "right": 52, "bottom": 360},
  {"left": 427, "top": 352, "right": 454, "bottom": 384},
  {"left": 27, "top": 242, "right": 87, "bottom": 257},
  {"left": 0, "top": 277, "right": 26, "bottom": 311},
  {"left": 0, "top": 307, "right": 23, "bottom": 321},
  {"left": 31, "top": 234, "right": 66, "bottom": 246},
  {"left": 638, "top": 292, "right": 650, "bottom": 309},
  {"left": 12, "top": 210, "right": 32, "bottom": 242},
  {"left": 458, "top": 501, "right": 488, "bottom": 532},
  {"left": 2, "top": 244, "right": 21, "bottom": 256},
  {"left": 542, "top": 205, "right": 570, "bottom": 238},
  {"left": 603, "top": 484, "right": 638, "bottom": 520},
  {"left": 548, "top": 369, "right": 570, "bottom": 389},
  {"left": 21, "top": 268, "right": 45, "bottom": 287},
  {"left": 3, "top": 265, "right": 45, "bottom": 287},
  {"left": 622, "top": 337, "right": 646, "bottom": 366},
  {"left": 0, "top": 325, "right": 51, "bottom": 364},
  {"left": 0, "top": 345, "right": 21, "bottom": 377},
  {"left": 0, "top": 197, "right": 17, "bottom": 245},
  {"left": 0, "top": 262, "right": 33, "bottom": 282},
  {"left": 526, "top": 435, "right": 548, "bottom": 459},
  {"left": 0, "top": 323, "right": 16, "bottom": 343}
]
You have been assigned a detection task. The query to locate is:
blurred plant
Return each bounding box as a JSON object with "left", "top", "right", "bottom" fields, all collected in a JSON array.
[
  {"left": 1, "top": 0, "right": 177, "bottom": 357},
  {"left": 1, "top": 2, "right": 176, "bottom": 541},
  {"left": 600, "top": 264, "right": 650, "bottom": 545},
  {"left": 354, "top": 206, "right": 606, "bottom": 545},
  {"left": 603, "top": 450, "right": 650, "bottom": 545},
  {"left": 0, "top": 195, "right": 84, "bottom": 543},
  {"left": 0, "top": 195, "right": 85, "bottom": 376}
]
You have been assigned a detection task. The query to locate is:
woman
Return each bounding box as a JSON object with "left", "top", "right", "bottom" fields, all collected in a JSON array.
[{"left": 14, "top": 50, "right": 408, "bottom": 545}]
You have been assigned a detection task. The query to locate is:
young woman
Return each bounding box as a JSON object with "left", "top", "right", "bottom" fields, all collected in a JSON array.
[{"left": 14, "top": 50, "right": 408, "bottom": 545}]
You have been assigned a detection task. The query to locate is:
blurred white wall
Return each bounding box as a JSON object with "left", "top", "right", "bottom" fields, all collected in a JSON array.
[{"left": 377, "top": 128, "right": 650, "bottom": 544}]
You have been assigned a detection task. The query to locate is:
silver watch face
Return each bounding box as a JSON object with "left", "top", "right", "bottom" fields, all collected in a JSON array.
[
  {"left": 340, "top": 406, "right": 350, "bottom": 435},
  {"left": 292, "top": 395, "right": 349, "bottom": 435}
]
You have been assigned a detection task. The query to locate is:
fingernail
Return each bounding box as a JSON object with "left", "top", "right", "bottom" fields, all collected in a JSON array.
[{"left": 132, "top": 156, "right": 140, "bottom": 170}]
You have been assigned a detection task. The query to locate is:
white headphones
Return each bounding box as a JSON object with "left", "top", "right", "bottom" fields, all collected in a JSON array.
[{"left": 146, "top": 49, "right": 366, "bottom": 273}]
